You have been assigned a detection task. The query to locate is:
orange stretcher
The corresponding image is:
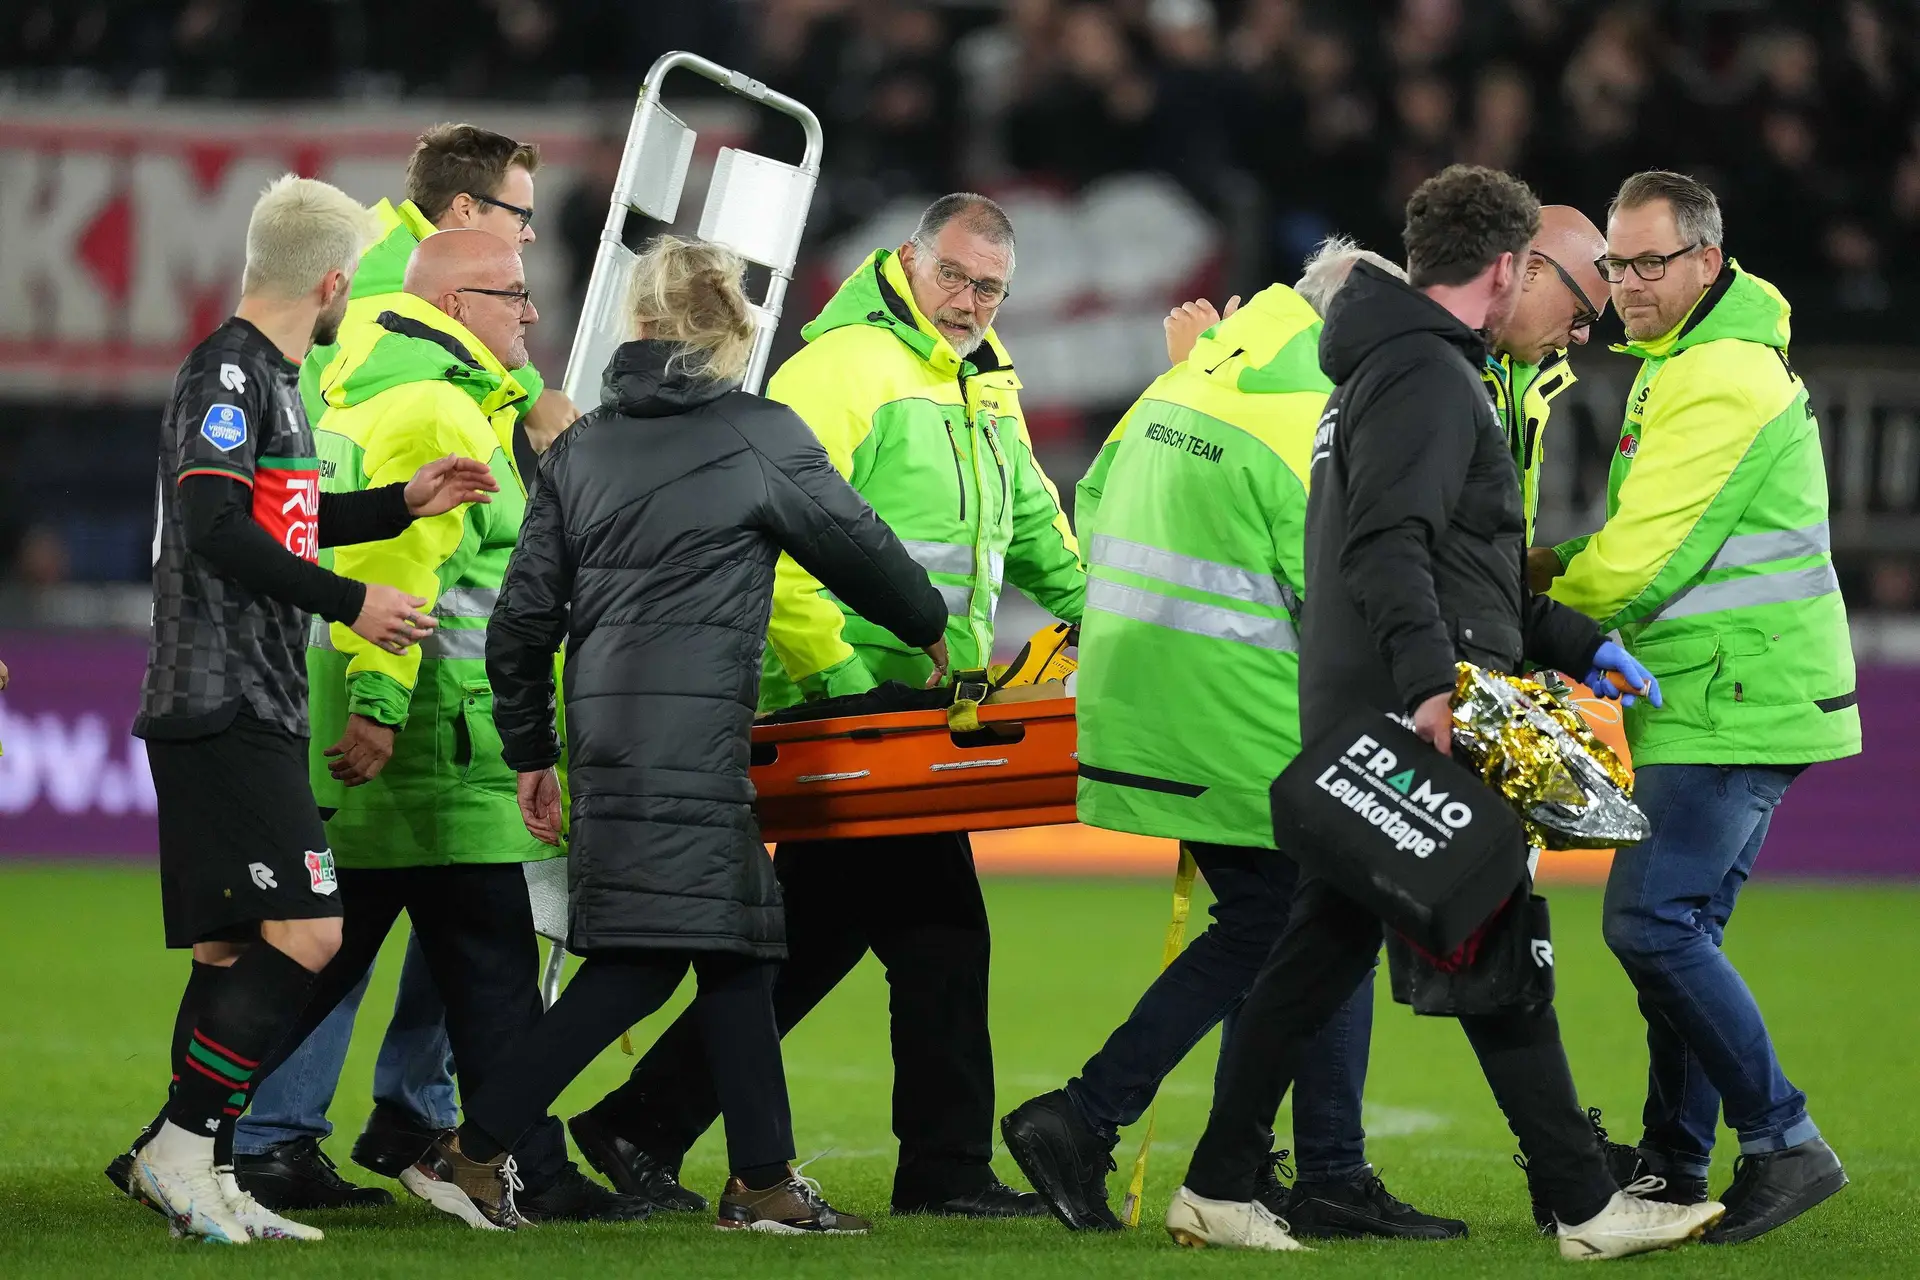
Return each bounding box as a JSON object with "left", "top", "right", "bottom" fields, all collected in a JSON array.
[{"left": 750, "top": 696, "right": 1079, "bottom": 842}]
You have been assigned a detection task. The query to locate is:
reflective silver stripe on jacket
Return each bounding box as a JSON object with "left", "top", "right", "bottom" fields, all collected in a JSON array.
[
  {"left": 900, "top": 539, "right": 975, "bottom": 578},
  {"left": 422, "top": 627, "right": 489, "bottom": 661},
  {"left": 1706, "top": 520, "right": 1830, "bottom": 573},
  {"left": 1649, "top": 562, "right": 1841, "bottom": 623},
  {"left": 935, "top": 582, "right": 974, "bottom": 615},
  {"left": 1090, "top": 534, "right": 1285, "bottom": 609},
  {"left": 1086, "top": 578, "right": 1298, "bottom": 651},
  {"left": 308, "top": 617, "right": 336, "bottom": 650},
  {"left": 433, "top": 586, "right": 499, "bottom": 617}
]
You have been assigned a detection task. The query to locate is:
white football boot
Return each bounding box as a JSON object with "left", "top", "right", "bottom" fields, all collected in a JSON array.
[
  {"left": 1165, "top": 1184, "right": 1310, "bottom": 1251},
  {"left": 1558, "top": 1188, "right": 1725, "bottom": 1261},
  {"left": 217, "top": 1170, "right": 323, "bottom": 1241},
  {"left": 132, "top": 1126, "right": 250, "bottom": 1245}
]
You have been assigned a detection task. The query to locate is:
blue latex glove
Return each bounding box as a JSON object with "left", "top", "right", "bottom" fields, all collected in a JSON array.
[{"left": 1586, "top": 640, "right": 1662, "bottom": 708}]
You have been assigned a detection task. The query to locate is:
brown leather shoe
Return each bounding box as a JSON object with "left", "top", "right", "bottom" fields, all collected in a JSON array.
[
  {"left": 715, "top": 1173, "right": 871, "bottom": 1235},
  {"left": 402, "top": 1133, "right": 526, "bottom": 1231}
]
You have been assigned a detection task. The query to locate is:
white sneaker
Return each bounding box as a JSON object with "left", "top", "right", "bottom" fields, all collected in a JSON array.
[
  {"left": 217, "top": 1171, "right": 323, "bottom": 1241},
  {"left": 133, "top": 1139, "right": 250, "bottom": 1245},
  {"left": 1558, "top": 1189, "right": 1725, "bottom": 1261},
  {"left": 1165, "top": 1184, "right": 1310, "bottom": 1251}
]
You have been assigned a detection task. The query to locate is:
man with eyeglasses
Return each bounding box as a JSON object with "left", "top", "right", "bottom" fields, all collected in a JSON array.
[
  {"left": 1537, "top": 170, "right": 1858, "bottom": 1245},
  {"left": 562, "top": 193, "right": 1083, "bottom": 1222},
  {"left": 1482, "top": 206, "right": 1610, "bottom": 549},
  {"left": 224, "top": 122, "right": 575, "bottom": 1215},
  {"left": 243, "top": 228, "right": 651, "bottom": 1227}
]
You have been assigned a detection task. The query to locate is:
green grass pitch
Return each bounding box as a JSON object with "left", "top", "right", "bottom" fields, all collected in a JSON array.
[{"left": 0, "top": 864, "right": 1914, "bottom": 1278}]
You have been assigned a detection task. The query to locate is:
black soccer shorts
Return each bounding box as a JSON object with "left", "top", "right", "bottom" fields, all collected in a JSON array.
[{"left": 148, "top": 709, "right": 343, "bottom": 948}]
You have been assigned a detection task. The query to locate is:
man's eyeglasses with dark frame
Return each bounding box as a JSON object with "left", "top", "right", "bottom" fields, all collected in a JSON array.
[
  {"left": 469, "top": 192, "right": 534, "bottom": 231},
  {"left": 1595, "top": 243, "right": 1702, "bottom": 283},
  {"left": 1529, "top": 250, "right": 1601, "bottom": 332},
  {"left": 457, "top": 286, "right": 534, "bottom": 315},
  {"left": 913, "top": 242, "right": 1011, "bottom": 307}
]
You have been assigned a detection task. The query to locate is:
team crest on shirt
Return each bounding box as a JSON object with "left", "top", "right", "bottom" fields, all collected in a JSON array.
[
  {"left": 200, "top": 403, "right": 248, "bottom": 451},
  {"left": 1619, "top": 433, "right": 1639, "bottom": 459},
  {"left": 304, "top": 848, "right": 338, "bottom": 896}
]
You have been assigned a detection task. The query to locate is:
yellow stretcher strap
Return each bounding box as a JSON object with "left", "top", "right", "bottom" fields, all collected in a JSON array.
[{"left": 1120, "top": 841, "right": 1199, "bottom": 1227}]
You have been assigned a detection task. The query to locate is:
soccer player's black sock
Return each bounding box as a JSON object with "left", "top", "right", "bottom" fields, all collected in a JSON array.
[
  {"left": 738, "top": 1163, "right": 790, "bottom": 1191},
  {"left": 168, "top": 960, "right": 228, "bottom": 1099},
  {"left": 164, "top": 942, "right": 315, "bottom": 1142}
]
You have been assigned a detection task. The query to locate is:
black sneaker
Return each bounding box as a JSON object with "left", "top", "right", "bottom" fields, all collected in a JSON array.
[
  {"left": 1253, "top": 1149, "right": 1296, "bottom": 1219},
  {"left": 352, "top": 1102, "right": 444, "bottom": 1179},
  {"left": 999, "top": 1090, "right": 1122, "bottom": 1231},
  {"left": 1517, "top": 1106, "right": 1646, "bottom": 1233},
  {"left": 1587, "top": 1108, "right": 1643, "bottom": 1188},
  {"left": 1619, "top": 1147, "right": 1710, "bottom": 1206},
  {"left": 518, "top": 1163, "right": 653, "bottom": 1224},
  {"left": 567, "top": 1110, "right": 708, "bottom": 1213},
  {"left": 234, "top": 1136, "right": 394, "bottom": 1210},
  {"left": 106, "top": 1116, "right": 166, "bottom": 1218},
  {"left": 894, "top": 1177, "right": 1048, "bottom": 1219},
  {"left": 1286, "top": 1166, "right": 1469, "bottom": 1240},
  {"left": 1703, "top": 1138, "right": 1847, "bottom": 1245}
]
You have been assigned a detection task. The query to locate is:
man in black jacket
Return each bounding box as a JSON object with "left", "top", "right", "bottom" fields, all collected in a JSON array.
[{"left": 1163, "top": 167, "right": 1723, "bottom": 1261}]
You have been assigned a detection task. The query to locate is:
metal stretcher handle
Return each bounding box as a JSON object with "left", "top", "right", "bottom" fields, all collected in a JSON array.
[{"left": 562, "top": 51, "right": 825, "bottom": 403}]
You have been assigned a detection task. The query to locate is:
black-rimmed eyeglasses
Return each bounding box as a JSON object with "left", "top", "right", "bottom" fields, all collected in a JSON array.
[
  {"left": 1531, "top": 250, "right": 1601, "bottom": 329},
  {"left": 1596, "top": 243, "right": 1701, "bottom": 283},
  {"left": 457, "top": 286, "right": 533, "bottom": 314},
  {"left": 470, "top": 192, "right": 534, "bottom": 231}
]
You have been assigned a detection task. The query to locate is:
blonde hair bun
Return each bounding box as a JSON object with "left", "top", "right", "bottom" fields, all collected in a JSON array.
[{"left": 627, "top": 235, "right": 756, "bottom": 384}]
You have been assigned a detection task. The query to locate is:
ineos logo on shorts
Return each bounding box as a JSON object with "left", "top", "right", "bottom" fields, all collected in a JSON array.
[{"left": 1311, "top": 732, "right": 1474, "bottom": 860}]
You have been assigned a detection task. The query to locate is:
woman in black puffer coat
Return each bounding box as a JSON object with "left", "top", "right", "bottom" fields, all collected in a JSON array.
[{"left": 453, "top": 236, "right": 947, "bottom": 1231}]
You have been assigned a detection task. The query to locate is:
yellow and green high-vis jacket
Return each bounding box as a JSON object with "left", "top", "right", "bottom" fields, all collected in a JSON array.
[
  {"left": 306, "top": 292, "right": 556, "bottom": 869},
  {"left": 298, "top": 198, "right": 546, "bottom": 426},
  {"left": 1550, "top": 264, "right": 1860, "bottom": 767},
  {"left": 1074, "top": 283, "right": 1323, "bottom": 848},
  {"left": 759, "top": 248, "right": 1084, "bottom": 708},
  {"left": 1484, "top": 347, "right": 1578, "bottom": 544}
]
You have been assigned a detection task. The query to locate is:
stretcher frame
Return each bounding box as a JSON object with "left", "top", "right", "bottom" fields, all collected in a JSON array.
[{"left": 560, "top": 49, "right": 825, "bottom": 404}]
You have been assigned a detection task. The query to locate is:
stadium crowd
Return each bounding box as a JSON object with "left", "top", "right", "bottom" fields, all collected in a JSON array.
[{"left": 6, "top": 0, "right": 1917, "bottom": 342}]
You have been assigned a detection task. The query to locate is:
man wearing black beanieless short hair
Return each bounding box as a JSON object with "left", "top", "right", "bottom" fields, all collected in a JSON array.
[{"left": 1160, "top": 167, "right": 1720, "bottom": 1262}]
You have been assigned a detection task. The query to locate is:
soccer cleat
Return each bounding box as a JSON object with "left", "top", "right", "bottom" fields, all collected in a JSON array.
[
  {"left": 1556, "top": 1189, "right": 1724, "bottom": 1260},
  {"left": 999, "top": 1091, "right": 1121, "bottom": 1230},
  {"left": 1164, "top": 1184, "right": 1309, "bottom": 1251},
  {"left": 715, "top": 1172, "right": 871, "bottom": 1234},
  {"left": 567, "top": 1111, "right": 708, "bottom": 1213},
  {"left": 1285, "top": 1166, "right": 1469, "bottom": 1240},
  {"left": 516, "top": 1164, "right": 652, "bottom": 1224},
  {"left": 234, "top": 1136, "right": 392, "bottom": 1210},
  {"left": 133, "top": 1138, "right": 251, "bottom": 1245},
  {"left": 1703, "top": 1138, "right": 1847, "bottom": 1245},
  {"left": 401, "top": 1132, "right": 524, "bottom": 1230},
  {"left": 217, "top": 1170, "right": 323, "bottom": 1241}
]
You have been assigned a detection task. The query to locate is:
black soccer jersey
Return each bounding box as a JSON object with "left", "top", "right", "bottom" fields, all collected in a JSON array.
[{"left": 136, "top": 318, "right": 323, "bottom": 740}]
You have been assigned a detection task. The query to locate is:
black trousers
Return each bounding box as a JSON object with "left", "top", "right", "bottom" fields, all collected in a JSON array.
[
  {"left": 588, "top": 831, "right": 996, "bottom": 1206},
  {"left": 1184, "top": 874, "right": 1617, "bottom": 1225},
  {"left": 252, "top": 863, "right": 571, "bottom": 1190},
  {"left": 465, "top": 951, "right": 793, "bottom": 1175}
]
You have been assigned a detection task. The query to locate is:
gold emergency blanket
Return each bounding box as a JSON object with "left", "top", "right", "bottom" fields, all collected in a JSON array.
[{"left": 1448, "top": 663, "right": 1649, "bottom": 849}]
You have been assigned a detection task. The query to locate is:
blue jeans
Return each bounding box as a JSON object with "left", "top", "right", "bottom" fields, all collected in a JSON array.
[
  {"left": 1601, "top": 764, "right": 1820, "bottom": 1176},
  {"left": 1065, "top": 842, "right": 1373, "bottom": 1182},
  {"left": 234, "top": 931, "right": 457, "bottom": 1156}
]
